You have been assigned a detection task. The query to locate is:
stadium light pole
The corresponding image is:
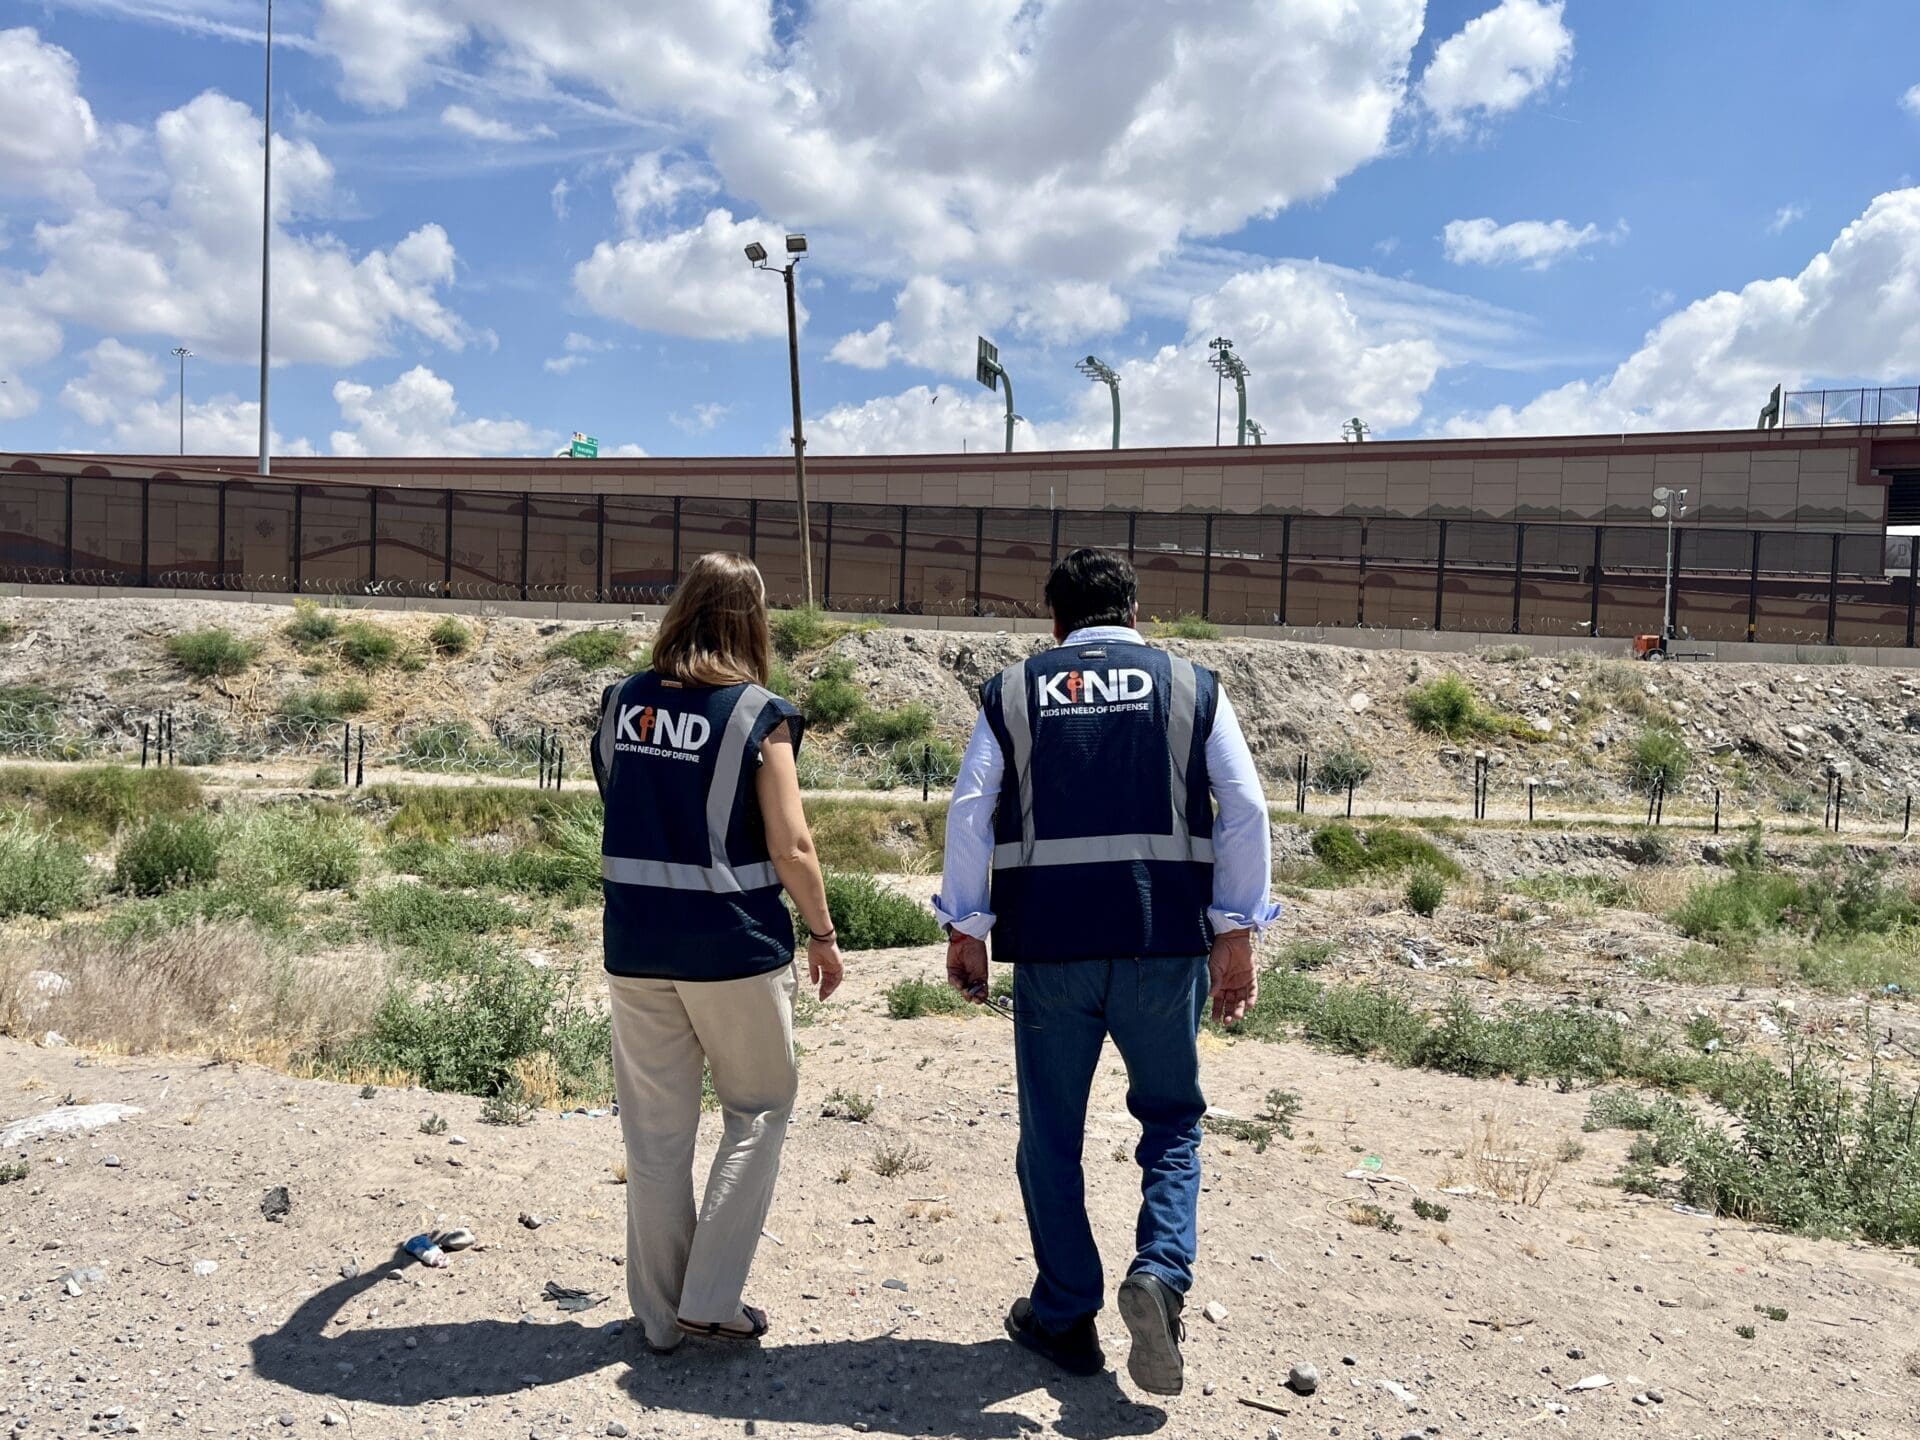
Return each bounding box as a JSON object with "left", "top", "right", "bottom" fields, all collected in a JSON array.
[
  {"left": 1208, "top": 342, "right": 1249, "bottom": 445},
  {"left": 171, "top": 347, "right": 193, "bottom": 456},
  {"left": 1652, "top": 485, "right": 1690, "bottom": 643},
  {"left": 256, "top": 0, "right": 273, "bottom": 476},
  {"left": 746, "top": 234, "right": 815, "bottom": 608},
  {"left": 1075, "top": 355, "right": 1121, "bottom": 449},
  {"left": 1208, "top": 336, "right": 1232, "bottom": 444}
]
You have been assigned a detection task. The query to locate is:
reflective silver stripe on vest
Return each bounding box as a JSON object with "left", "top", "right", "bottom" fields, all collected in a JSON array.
[
  {"left": 601, "top": 855, "right": 780, "bottom": 893},
  {"left": 595, "top": 678, "right": 625, "bottom": 780},
  {"left": 602, "top": 683, "right": 782, "bottom": 893},
  {"left": 995, "top": 660, "right": 1038, "bottom": 864},
  {"left": 992, "top": 835, "right": 1216, "bottom": 868},
  {"left": 994, "top": 652, "right": 1209, "bottom": 873}
]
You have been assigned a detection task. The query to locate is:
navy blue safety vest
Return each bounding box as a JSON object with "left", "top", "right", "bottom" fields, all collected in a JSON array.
[
  {"left": 979, "top": 639, "right": 1218, "bottom": 964},
  {"left": 591, "top": 672, "right": 804, "bottom": 981}
]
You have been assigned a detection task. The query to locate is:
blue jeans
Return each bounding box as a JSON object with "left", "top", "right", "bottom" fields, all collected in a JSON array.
[{"left": 1012, "top": 955, "right": 1210, "bottom": 1331}]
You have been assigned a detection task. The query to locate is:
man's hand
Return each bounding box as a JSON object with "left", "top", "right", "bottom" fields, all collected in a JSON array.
[
  {"left": 945, "top": 932, "right": 990, "bottom": 1003},
  {"left": 1208, "top": 928, "right": 1257, "bottom": 1028},
  {"left": 807, "top": 936, "right": 845, "bottom": 1001}
]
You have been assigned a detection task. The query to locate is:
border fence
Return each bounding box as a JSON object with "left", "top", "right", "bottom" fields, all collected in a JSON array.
[{"left": 1, "top": 469, "right": 1916, "bottom": 646}]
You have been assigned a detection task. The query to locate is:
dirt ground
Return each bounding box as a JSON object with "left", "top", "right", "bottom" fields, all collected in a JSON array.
[{"left": 4, "top": 936, "right": 1918, "bottom": 1440}]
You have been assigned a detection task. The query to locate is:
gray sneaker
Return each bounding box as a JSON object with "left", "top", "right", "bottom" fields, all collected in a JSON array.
[{"left": 1116, "top": 1272, "right": 1185, "bottom": 1396}]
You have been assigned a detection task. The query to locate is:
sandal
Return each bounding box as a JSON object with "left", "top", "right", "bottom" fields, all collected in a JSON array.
[{"left": 676, "top": 1305, "right": 769, "bottom": 1342}]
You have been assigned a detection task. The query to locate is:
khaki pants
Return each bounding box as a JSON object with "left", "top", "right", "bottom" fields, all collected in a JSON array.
[{"left": 608, "top": 963, "right": 799, "bottom": 1349}]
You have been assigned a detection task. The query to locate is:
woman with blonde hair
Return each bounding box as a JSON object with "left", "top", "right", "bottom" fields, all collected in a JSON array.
[{"left": 591, "top": 551, "right": 842, "bottom": 1351}]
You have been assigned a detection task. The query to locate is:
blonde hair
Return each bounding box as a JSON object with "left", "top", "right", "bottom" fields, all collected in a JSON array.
[{"left": 650, "top": 552, "right": 772, "bottom": 688}]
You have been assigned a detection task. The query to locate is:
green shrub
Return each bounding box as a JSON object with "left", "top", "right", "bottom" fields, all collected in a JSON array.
[
  {"left": 1313, "top": 746, "right": 1374, "bottom": 793},
  {"left": 384, "top": 837, "right": 595, "bottom": 905},
  {"left": 768, "top": 661, "right": 797, "bottom": 699},
  {"left": 102, "top": 881, "right": 295, "bottom": 940},
  {"left": 871, "top": 736, "right": 961, "bottom": 792},
  {"left": 346, "top": 952, "right": 588, "bottom": 1097},
  {"left": 1201, "top": 1114, "right": 1274, "bottom": 1151},
  {"left": 806, "top": 799, "right": 947, "bottom": 873},
  {"left": 0, "top": 815, "right": 90, "bottom": 918},
  {"left": 803, "top": 657, "right": 866, "bottom": 727},
  {"left": 0, "top": 684, "right": 64, "bottom": 753},
  {"left": 3, "top": 765, "right": 199, "bottom": 839},
  {"left": 397, "top": 721, "right": 489, "bottom": 771},
  {"left": 308, "top": 763, "right": 343, "bottom": 790},
  {"left": 227, "top": 807, "right": 362, "bottom": 891},
  {"left": 1632, "top": 725, "right": 1691, "bottom": 791},
  {"left": 1404, "top": 866, "right": 1446, "bottom": 917},
  {"left": 166, "top": 627, "right": 261, "bottom": 679},
  {"left": 770, "top": 606, "right": 833, "bottom": 659},
  {"left": 847, "top": 702, "right": 935, "bottom": 750},
  {"left": 804, "top": 872, "right": 942, "bottom": 951},
  {"left": 1308, "top": 822, "right": 1460, "bottom": 880},
  {"left": 427, "top": 617, "right": 473, "bottom": 656},
  {"left": 376, "top": 783, "right": 594, "bottom": 841},
  {"left": 1151, "top": 615, "right": 1223, "bottom": 641},
  {"left": 283, "top": 602, "right": 342, "bottom": 648},
  {"left": 885, "top": 976, "right": 972, "bottom": 1019},
  {"left": 1406, "top": 674, "right": 1481, "bottom": 738},
  {"left": 114, "top": 814, "right": 221, "bottom": 896},
  {"left": 548, "top": 629, "right": 639, "bottom": 670},
  {"left": 338, "top": 621, "right": 400, "bottom": 671},
  {"left": 361, "top": 884, "right": 520, "bottom": 964},
  {"left": 277, "top": 682, "right": 372, "bottom": 735}
]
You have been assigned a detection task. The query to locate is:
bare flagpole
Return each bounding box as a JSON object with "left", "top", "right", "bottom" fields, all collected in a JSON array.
[{"left": 257, "top": 0, "right": 273, "bottom": 475}]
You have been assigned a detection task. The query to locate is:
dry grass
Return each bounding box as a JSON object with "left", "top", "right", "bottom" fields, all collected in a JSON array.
[
  {"left": 1442, "top": 1111, "right": 1562, "bottom": 1207},
  {"left": 0, "top": 921, "right": 380, "bottom": 1064},
  {"left": 1620, "top": 865, "right": 1697, "bottom": 915}
]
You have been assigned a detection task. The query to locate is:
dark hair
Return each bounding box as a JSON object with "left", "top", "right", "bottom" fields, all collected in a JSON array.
[{"left": 1044, "top": 548, "right": 1138, "bottom": 632}]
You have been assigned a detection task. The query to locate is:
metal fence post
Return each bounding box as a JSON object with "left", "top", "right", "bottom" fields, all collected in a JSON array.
[
  {"left": 1589, "top": 525, "right": 1603, "bottom": 637},
  {"left": 1201, "top": 512, "right": 1214, "bottom": 621},
  {"left": 922, "top": 744, "right": 931, "bottom": 802},
  {"left": 822, "top": 501, "right": 834, "bottom": 608},
  {"left": 1907, "top": 532, "right": 1918, "bottom": 650},
  {"left": 1826, "top": 532, "right": 1840, "bottom": 647},
  {"left": 368, "top": 486, "right": 381, "bottom": 594},
  {"left": 291, "top": 485, "right": 303, "bottom": 594},
  {"left": 215, "top": 481, "right": 228, "bottom": 590},
  {"left": 1278, "top": 514, "right": 1292, "bottom": 627},
  {"left": 1747, "top": 531, "right": 1762, "bottom": 642},
  {"left": 355, "top": 728, "right": 365, "bottom": 788},
  {"left": 1048, "top": 507, "right": 1060, "bottom": 569},
  {"left": 1510, "top": 521, "right": 1526, "bottom": 635},
  {"left": 1355, "top": 517, "right": 1368, "bottom": 628},
  {"left": 746, "top": 497, "right": 759, "bottom": 563},
  {"left": 592, "top": 495, "right": 604, "bottom": 604},
  {"left": 897, "top": 505, "right": 909, "bottom": 613},
  {"left": 972, "top": 508, "right": 984, "bottom": 618},
  {"left": 1126, "top": 510, "right": 1137, "bottom": 565},
  {"left": 342, "top": 723, "right": 352, "bottom": 787},
  {"left": 141, "top": 721, "right": 150, "bottom": 769},
  {"left": 139, "top": 477, "right": 151, "bottom": 587},
  {"left": 444, "top": 489, "right": 456, "bottom": 597},
  {"left": 1432, "top": 518, "right": 1448, "bottom": 632}
]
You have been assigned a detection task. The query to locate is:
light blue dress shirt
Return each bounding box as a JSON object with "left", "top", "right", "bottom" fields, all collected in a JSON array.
[{"left": 932, "top": 626, "right": 1282, "bottom": 942}]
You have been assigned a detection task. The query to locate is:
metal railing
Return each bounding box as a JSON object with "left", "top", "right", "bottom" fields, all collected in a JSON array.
[{"left": 1782, "top": 387, "right": 1920, "bottom": 428}]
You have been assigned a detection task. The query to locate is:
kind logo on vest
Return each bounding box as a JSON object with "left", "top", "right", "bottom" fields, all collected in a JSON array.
[
  {"left": 613, "top": 702, "right": 712, "bottom": 762},
  {"left": 1034, "top": 666, "right": 1154, "bottom": 719}
]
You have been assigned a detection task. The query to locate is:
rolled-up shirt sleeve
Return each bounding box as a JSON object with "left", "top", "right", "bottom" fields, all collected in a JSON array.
[
  {"left": 931, "top": 710, "right": 1003, "bottom": 937},
  {"left": 1205, "top": 689, "right": 1282, "bottom": 935}
]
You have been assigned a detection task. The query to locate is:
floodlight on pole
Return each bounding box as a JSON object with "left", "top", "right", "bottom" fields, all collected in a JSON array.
[
  {"left": 256, "top": 0, "right": 273, "bottom": 476},
  {"left": 1245, "top": 418, "right": 1266, "bottom": 445},
  {"left": 746, "top": 235, "right": 815, "bottom": 607},
  {"left": 1342, "top": 416, "right": 1370, "bottom": 443},
  {"left": 1207, "top": 343, "right": 1250, "bottom": 445},
  {"left": 1652, "top": 484, "right": 1690, "bottom": 643},
  {"left": 975, "top": 335, "right": 1015, "bottom": 453},
  {"left": 171, "top": 347, "right": 193, "bottom": 456},
  {"left": 1208, "top": 336, "right": 1233, "bottom": 444},
  {"left": 1075, "top": 354, "right": 1121, "bottom": 449}
]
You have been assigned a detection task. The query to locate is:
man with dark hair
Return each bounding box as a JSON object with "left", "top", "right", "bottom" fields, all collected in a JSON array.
[{"left": 934, "top": 547, "right": 1278, "bottom": 1397}]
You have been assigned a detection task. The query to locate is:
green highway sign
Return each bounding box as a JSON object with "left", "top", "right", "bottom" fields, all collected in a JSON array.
[{"left": 569, "top": 433, "right": 599, "bottom": 459}]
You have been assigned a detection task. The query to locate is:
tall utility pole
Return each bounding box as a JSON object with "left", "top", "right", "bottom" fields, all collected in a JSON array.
[
  {"left": 1208, "top": 336, "right": 1232, "bottom": 444},
  {"left": 1075, "top": 355, "right": 1120, "bottom": 448},
  {"left": 1652, "top": 485, "right": 1690, "bottom": 643},
  {"left": 975, "top": 335, "right": 1015, "bottom": 452},
  {"left": 745, "top": 235, "right": 815, "bottom": 607},
  {"left": 171, "top": 347, "right": 193, "bottom": 456},
  {"left": 257, "top": 0, "right": 273, "bottom": 476}
]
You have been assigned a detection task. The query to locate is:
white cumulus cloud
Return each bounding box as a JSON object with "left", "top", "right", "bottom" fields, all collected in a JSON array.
[
  {"left": 0, "top": 28, "right": 98, "bottom": 199},
  {"left": 1442, "top": 187, "right": 1920, "bottom": 436},
  {"left": 1767, "top": 203, "right": 1806, "bottom": 234},
  {"left": 805, "top": 385, "right": 1047, "bottom": 457},
  {"left": 572, "top": 208, "right": 801, "bottom": 341},
  {"left": 1441, "top": 216, "right": 1622, "bottom": 269},
  {"left": 331, "top": 365, "right": 558, "bottom": 456},
  {"left": 1419, "top": 0, "right": 1572, "bottom": 136},
  {"left": 1903, "top": 83, "right": 1920, "bottom": 118},
  {"left": 829, "top": 276, "right": 1126, "bottom": 377}
]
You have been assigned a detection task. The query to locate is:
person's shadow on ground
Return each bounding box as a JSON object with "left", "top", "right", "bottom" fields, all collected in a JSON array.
[{"left": 252, "top": 1250, "right": 1168, "bottom": 1440}]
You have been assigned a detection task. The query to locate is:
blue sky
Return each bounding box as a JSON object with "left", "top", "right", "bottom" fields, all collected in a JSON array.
[{"left": 0, "top": 0, "right": 1917, "bottom": 459}]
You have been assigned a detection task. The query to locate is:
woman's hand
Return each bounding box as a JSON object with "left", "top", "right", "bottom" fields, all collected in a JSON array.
[{"left": 806, "top": 934, "right": 844, "bottom": 1001}]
